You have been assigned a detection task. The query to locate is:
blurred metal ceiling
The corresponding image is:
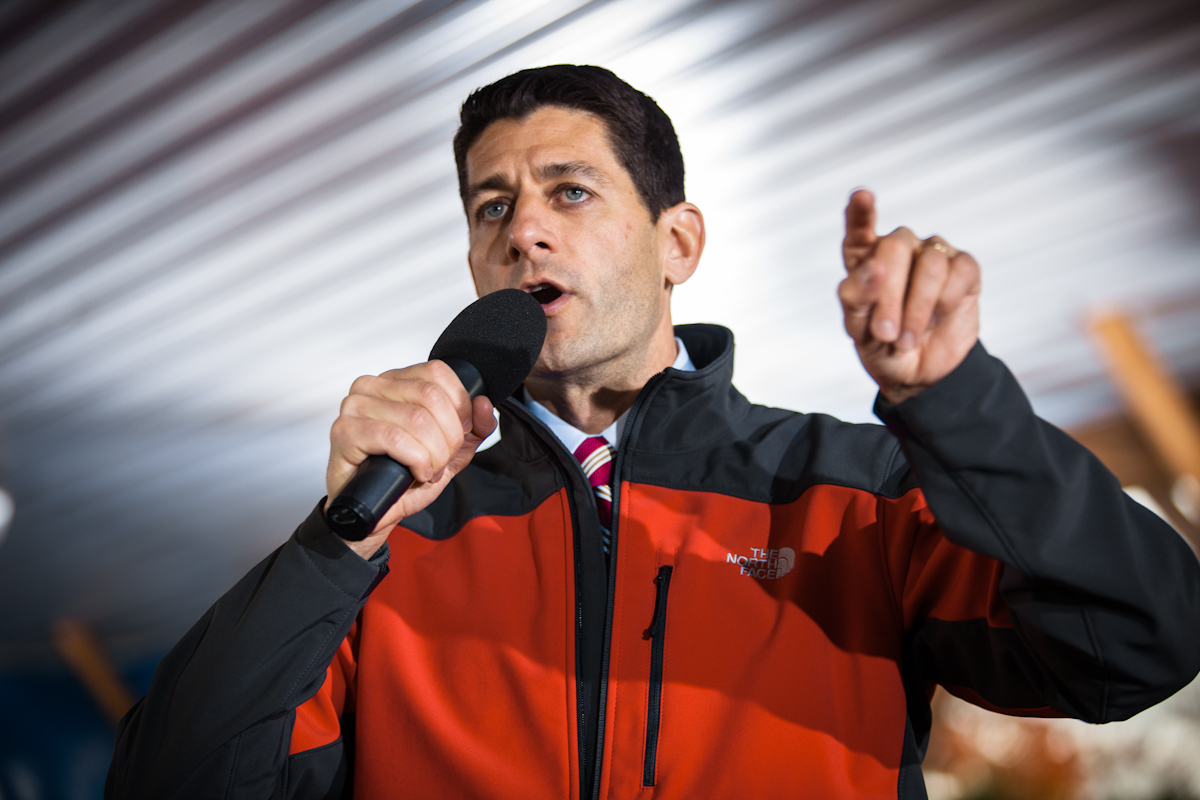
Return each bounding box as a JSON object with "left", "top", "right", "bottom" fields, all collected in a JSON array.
[{"left": 1, "top": 0, "right": 1198, "bottom": 665}]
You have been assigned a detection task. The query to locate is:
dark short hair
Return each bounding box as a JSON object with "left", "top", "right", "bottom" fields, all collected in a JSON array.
[{"left": 453, "top": 65, "right": 685, "bottom": 222}]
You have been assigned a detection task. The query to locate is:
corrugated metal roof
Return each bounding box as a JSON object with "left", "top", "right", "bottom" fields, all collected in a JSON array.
[{"left": 1, "top": 0, "right": 1198, "bottom": 662}]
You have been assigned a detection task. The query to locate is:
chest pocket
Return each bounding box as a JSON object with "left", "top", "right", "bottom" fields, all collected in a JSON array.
[{"left": 641, "top": 564, "right": 674, "bottom": 786}]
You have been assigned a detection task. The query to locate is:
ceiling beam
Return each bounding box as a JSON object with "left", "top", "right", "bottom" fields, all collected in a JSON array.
[{"left": 1088, "top": 312, "right": 1200, "bottom": 527}]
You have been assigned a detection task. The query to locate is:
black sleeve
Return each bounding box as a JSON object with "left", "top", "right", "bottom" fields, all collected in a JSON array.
[
  {"left": 875, "top": 342, "right": 1200, "bottom": 723},
  {"left": 105, "top": 502, "right": 388, "bottom": 799}
]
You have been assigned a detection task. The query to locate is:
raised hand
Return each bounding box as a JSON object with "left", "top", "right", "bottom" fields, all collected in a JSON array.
[
  {"left": 325, "top": 360, "right": 497, "bottom": 558},
  {"left": 838, "top": 189, "right": 981, "bottom": 404}
]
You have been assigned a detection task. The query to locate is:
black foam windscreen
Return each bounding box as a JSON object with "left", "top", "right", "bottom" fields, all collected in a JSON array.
[{"left": 428, "top": 288, "right": 547, "bottom": 404}]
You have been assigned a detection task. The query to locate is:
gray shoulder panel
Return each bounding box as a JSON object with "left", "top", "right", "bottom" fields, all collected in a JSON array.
[{"left": 625, "top": 381, "right": 911, "bottom": 503}]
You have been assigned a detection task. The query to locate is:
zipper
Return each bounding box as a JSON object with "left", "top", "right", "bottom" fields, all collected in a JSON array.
[
  {"left": 500, "top": 399, "right": 600, "bottom": 798},
  {"left": 590, "top": 371, "right": 669, "bottom": 800},
  {"left": 642, "top": 565, "right": 673, "bottom": 786},
  {"left": 503, "top": 367, "right": 671, "bottom": 800},
  {"left": 568, "top": 466, "right": 589, "bottom": 794}
]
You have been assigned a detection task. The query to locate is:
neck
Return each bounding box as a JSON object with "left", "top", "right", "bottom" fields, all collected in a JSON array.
[{"left": 525, "top": 324, "right": 679, "bottom": 435}]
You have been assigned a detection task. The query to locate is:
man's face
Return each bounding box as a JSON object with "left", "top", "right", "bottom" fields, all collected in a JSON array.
[{"left": 464, "top": 106, "right": 670, "bottom": 380}]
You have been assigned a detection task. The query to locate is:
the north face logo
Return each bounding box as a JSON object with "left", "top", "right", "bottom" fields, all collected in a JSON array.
[{"left": 726, "top": 547, "right": 795, "bottom": 579}]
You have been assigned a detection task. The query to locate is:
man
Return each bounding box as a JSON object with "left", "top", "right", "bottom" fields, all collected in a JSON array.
[{"left": 107, "top": 65, "right": 1200, "bottom": 799}]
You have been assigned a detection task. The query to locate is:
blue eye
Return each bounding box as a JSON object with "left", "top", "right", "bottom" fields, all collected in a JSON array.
[
  {"left": 483, "top": 201, "right": 507, "bottom": 219},
  {"left": 564, "top": 187, "right": 586, "bottom": 202}
]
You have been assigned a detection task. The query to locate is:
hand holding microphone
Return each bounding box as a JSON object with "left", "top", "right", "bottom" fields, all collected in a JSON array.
[{"left": 324, "top": 289, "right": 547, "bottom": 554}]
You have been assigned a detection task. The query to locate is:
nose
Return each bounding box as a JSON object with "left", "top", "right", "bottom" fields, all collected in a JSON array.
[{"left": 507, "top": 195, "right": 556, "bottom": 263}]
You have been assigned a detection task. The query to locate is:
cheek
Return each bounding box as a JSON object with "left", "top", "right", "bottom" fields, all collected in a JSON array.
[
  {"left": 467, "top": 239, "right": 501, "bottom": 288},
  {"left": 467, "top": 262, "right": 491, "bottom": 296},
  {"left": 470, "top": 268, "right": 500, "bottom": 295}
]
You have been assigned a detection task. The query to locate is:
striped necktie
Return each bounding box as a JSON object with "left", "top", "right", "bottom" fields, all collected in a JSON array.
[{"left": 574, "top": 436, "right": 615, "bottom": 559}]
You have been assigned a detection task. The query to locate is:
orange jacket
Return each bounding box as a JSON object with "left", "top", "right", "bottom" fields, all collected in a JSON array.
[{"left": 108, "top": 326, "right": 1200, "bottom": 799}]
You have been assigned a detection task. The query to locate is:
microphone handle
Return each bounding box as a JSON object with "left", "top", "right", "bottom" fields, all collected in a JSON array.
[{"left": 325, "top": 357, "right": 485, "bottom": 541}]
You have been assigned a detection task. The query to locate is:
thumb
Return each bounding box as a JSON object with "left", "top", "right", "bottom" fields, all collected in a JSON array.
[{"left": 464, "top": 395, "right": 497, "bottom": 446}]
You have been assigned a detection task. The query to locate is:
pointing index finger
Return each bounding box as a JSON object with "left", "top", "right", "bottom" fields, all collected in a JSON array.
[{"left": 843, "top": 188, "right": 877, "bottom": 270}]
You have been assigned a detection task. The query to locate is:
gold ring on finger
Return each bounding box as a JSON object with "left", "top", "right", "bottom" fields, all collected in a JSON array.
[{"left": 920, "top": 239, "right": 954, "bottom": 258}]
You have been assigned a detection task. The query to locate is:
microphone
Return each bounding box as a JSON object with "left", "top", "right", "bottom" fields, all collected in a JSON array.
[{"left": 326, "top": 288, "right": 547, "bottom": 540}]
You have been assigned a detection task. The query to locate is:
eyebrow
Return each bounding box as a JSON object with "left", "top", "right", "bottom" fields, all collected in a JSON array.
[
  {"left": 465, "top": 174, "right": 511, "bottom": 204},
  {"left": 465, "top": 161, "right": 611, "bottom": 204},
  {"left": 538, "top": 161, "right": 609, "bottom": 185}
]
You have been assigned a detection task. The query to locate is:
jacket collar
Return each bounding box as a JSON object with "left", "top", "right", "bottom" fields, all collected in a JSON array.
[
  {"left": 671, "top": 323, "right": 734, "bottom": 379},
  {"left": 617, "top": 324, "right": 748, "bottom": 456},
  {"left": 497, "top": 324, "right": 741, "bottom": 459}
]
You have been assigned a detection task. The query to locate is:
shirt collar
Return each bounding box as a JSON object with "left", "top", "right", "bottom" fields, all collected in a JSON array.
[{"left": 523, "top": 337, "right": 695, "bottom": 452}]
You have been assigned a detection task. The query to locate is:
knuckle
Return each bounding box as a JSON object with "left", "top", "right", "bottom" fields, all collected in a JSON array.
[
  {"left": 330, "top": 417, "right": 365, "bottom": 453},
  {"left": 348, "top": 374, "right": 376, "bottom": 395},
  {"left": 384, "top": 427, "right": 422, "bottom": 465},
  {"left": 382, "top": 424, "right": 405, "bottom": 450},
  {"left": 427, "top": 358, "right": 456, "bottom": 384},
  {"left": 340, "top": 393, "right": 365, "bottom": 417},
  {"left": 417, "top": 379, "right": 444, "bottom": 406},
  {"left": 952, "top": 254, "right": 979, "bottom": 279},
  {"left": 405, "top": 404, "right": 435, "bottom": 434},
  {"left": 837, "top": 278, "right": 856, "bottom": 303}
]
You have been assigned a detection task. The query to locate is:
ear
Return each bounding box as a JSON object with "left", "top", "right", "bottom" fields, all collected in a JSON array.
[{"left": 657, "top": 202, "right": 705, "bottom": 287}]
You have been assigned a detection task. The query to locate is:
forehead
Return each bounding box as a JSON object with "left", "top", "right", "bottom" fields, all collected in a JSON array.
[{"left": 464, "top": 106, "right": 624, "bottom": 184}]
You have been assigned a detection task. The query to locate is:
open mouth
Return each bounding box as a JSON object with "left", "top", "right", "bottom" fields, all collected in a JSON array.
[{"left": 528, "top": 283, "right": 563, "bottom": 306}]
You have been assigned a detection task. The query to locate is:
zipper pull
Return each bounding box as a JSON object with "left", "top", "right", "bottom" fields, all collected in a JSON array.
[{"left": 643, "top": 566, "right": 674, "bottom": 640}]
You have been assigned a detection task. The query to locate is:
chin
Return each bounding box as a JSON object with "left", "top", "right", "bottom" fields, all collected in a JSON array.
[
  {"left": 529, "top": 354, "right": 569, "bottom": 379},
  {"left": 531, "top": 342, "right": 584, "bottom": 379}
]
